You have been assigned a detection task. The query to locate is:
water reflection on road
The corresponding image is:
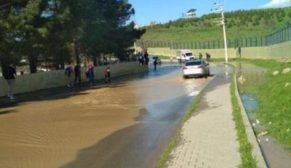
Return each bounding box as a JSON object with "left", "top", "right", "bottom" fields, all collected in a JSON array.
[
  {"left": 65, "top": 65, "right": 211, "bottom": 168},
  {"left": 0, "top": 64, "right": 212, "bottom": 168}
]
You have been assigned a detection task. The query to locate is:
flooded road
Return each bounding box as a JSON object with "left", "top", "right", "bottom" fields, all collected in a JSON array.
[{"left": 0, "top": 64, "right": 213, "bottom": 168}]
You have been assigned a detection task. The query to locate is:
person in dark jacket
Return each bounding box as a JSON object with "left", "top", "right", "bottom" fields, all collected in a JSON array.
[
  {"left": 144, "top": 50, "right": 149, "bottom": 65},
  {"left": 74, "top": 64, "right": 81, "bottom": 86},
  {"left": 206, "top": 52, "right": 211, "bottom": 62},
  {"left": 153, "top": 58, "right": 158, "bottom": 71},
  {"left": 2, "top": 64, "right": 16, "bottom": 100}
]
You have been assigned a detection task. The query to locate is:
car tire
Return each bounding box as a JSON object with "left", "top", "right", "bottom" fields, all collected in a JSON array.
[
  {"left": 183, "top": 75, "right": 188, "bottom": 79},
  {"left": 204, "top": 71, "right": 208, "bottom": 78}
]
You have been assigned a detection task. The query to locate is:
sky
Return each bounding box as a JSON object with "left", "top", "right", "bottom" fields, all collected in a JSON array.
[{"left": 128, "top": 0, "right": 291, "bottom": 26}]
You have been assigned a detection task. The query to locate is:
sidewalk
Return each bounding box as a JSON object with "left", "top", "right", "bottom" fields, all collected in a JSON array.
[{"left": 167, "top": 77, "right": 241, "bottom": 168}]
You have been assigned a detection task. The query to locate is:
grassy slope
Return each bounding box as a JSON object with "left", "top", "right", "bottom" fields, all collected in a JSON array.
[
  {"left": 241, "top": 59, "right": 291, "bottom": 148},
  {"left": 143, "top": 27, "right": 270, "bottom": 42},
  {"left": 141, "top": 7, "right": 291, "bottom": 42}
]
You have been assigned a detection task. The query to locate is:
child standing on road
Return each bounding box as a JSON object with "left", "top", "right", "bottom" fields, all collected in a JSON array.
[
  {"left": 86, "top": 64, "right": 95, "bottom": 86},
  {"left": 65, "top": 64, "right": 73, "bottom": 87},
  {"left": 104, "top": 66, "right": 111, "bottom": 83}
]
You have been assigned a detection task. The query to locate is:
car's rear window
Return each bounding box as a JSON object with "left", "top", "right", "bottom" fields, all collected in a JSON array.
[
  {"left": 185, "top": 53, "right": 193, "bottom": 56},
  {"left": 185, "top": 61, "right": 201, "bottom": 66}
]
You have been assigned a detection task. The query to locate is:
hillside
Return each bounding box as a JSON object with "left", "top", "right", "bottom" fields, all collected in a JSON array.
[{"left": 141, "top": 7, "right": 291, "bottom": 42}]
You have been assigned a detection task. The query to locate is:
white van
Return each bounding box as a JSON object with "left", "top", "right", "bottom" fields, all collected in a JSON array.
[{"left": 176, "top": 50, "right": 195, "bottom": 63}]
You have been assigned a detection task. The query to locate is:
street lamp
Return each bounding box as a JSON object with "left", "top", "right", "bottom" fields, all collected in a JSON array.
[{"left": 212, "top": 2, "right": 228, "bottom": 63}]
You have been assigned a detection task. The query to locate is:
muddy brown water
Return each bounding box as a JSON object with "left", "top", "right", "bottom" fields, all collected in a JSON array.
[{"left": 0, "top": 65, "right": 213, "bottom": 168}]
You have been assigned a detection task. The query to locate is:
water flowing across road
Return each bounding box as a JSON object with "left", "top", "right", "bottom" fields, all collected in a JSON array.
[{"left": 0, "top": 64, "right": 215, "bottom": 168}]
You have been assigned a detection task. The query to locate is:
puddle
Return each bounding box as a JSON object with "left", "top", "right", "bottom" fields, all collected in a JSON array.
[
  {"left": 236, "top": 62, "right": 291, "bottom": 168},
  {"left": 240, "top": 94, "right": 260, "bottom": 130}
]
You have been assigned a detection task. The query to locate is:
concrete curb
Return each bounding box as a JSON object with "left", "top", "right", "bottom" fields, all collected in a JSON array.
[{"left": 234, "top": 74, "right": 268, "bottom": 168}]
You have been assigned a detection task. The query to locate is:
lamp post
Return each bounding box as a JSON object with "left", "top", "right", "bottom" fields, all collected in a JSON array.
[{"left": 212, "top": 2, "right": 228, "bottom": 63}]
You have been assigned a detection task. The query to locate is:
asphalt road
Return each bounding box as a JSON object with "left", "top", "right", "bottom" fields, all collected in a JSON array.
[{"left": 0, "top": 64, "right": 215, "bottom": 168}]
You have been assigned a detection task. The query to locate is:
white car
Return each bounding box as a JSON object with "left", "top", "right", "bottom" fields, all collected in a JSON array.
[
  {"left": 176, "top": 50, "right": 195, "bottom": 63},
  {"left": 182, "top": 60, "right": 210, "bottom": 78},
  {"left": 181, "top": 52, "right": 195, "bottom": 62}
]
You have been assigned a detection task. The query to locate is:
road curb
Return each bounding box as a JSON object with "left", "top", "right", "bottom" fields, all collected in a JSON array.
[{"left": 234, "top": 74, "right": 268, "bottom": 168}]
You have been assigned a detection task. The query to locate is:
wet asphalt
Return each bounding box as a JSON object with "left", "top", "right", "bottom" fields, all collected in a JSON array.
[
  {"left": 0, "top": 63, "right": 217, "bottom": 168},
  {"left": 60, "top": 64, "right": 212, "bottom": 168}
]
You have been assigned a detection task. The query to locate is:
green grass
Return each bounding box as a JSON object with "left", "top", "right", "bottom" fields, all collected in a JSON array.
[
  {"left": 158, "top": 55, "right": 171, "bottom": 60},
  {"left": 143, "top": 27, "right": 271, "bottom": 42},
  {"left": 156, "top": 135, "right": 178, "bottom": 168},
  {"left": 239, "top": 59, "right": 291, "bottom": 148},
  {"left": 156, "top": 86, "right": 205, "bottom": 168},
  {"left": 230, "top": 75, "right": 257, "bottom": 168},
  {"left": 142, "top": 7, "right": 291, "bottom": 42}
]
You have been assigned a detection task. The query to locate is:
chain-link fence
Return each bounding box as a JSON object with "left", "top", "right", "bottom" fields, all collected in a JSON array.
[
  {"left": 137, "top": 25, "right": 291, "bottom": 49},
  {"left": 265, "top": 24, "right": 291, "bottom": 45},
  {"left": 136, "top": 37, "right": 266, "bottom": 49}
]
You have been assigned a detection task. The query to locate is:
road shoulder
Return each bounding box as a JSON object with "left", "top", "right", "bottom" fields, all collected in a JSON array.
[{"left": 167, "top": 76, "right": 241, "bottom": 168}]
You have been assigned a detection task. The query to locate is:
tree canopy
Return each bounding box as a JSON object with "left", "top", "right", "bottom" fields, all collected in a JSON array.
[{"left": 0, "top": 0, "right": 145, "bottom": 73}]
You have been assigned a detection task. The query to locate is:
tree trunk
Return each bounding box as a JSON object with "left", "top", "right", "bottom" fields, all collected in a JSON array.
[
  {"left": 74, "top": 40, "right": 80, "bottom": 65},
  {"left": 0, "top": 61, "right": 6, "bottom": 74},
  {"left": 29, "top": 54, "right": 37, "bottom": 73},
  {"left": 93, "top": 56, "right": 98, "bottom": 66}
]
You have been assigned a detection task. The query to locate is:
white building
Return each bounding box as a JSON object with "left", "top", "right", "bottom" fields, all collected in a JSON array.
[{"left": 186, "top": 9, "right": 196, "bottom": 18}]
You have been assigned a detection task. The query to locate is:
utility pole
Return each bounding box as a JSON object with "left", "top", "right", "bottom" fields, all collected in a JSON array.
[{"left": 212, "top": 2, "right": 228, "bottom": 63}]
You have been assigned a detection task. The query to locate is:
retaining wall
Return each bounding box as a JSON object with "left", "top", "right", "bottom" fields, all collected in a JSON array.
[{"left": 0, "top": 62, "right": 147, "bottom": 97}]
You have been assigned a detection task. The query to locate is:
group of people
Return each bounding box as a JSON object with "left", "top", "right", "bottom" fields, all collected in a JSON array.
[
  {"left": 1, "top": 63, "right": 112, "bottom": 101},
  {"left": 65, "top": 63, "right": 111, "bottom": 88},
  {"left": 198, "top": 52, "right": 211, "bottom": 62},
  {"left": 136, "top": 50, "right": 160, "bottom": 71},
  {"left": 64, "top": 64, "right": 82, "bottom": 87},
  {"left": 138, "top": 51, "right": 149, "bottom": 66}
]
